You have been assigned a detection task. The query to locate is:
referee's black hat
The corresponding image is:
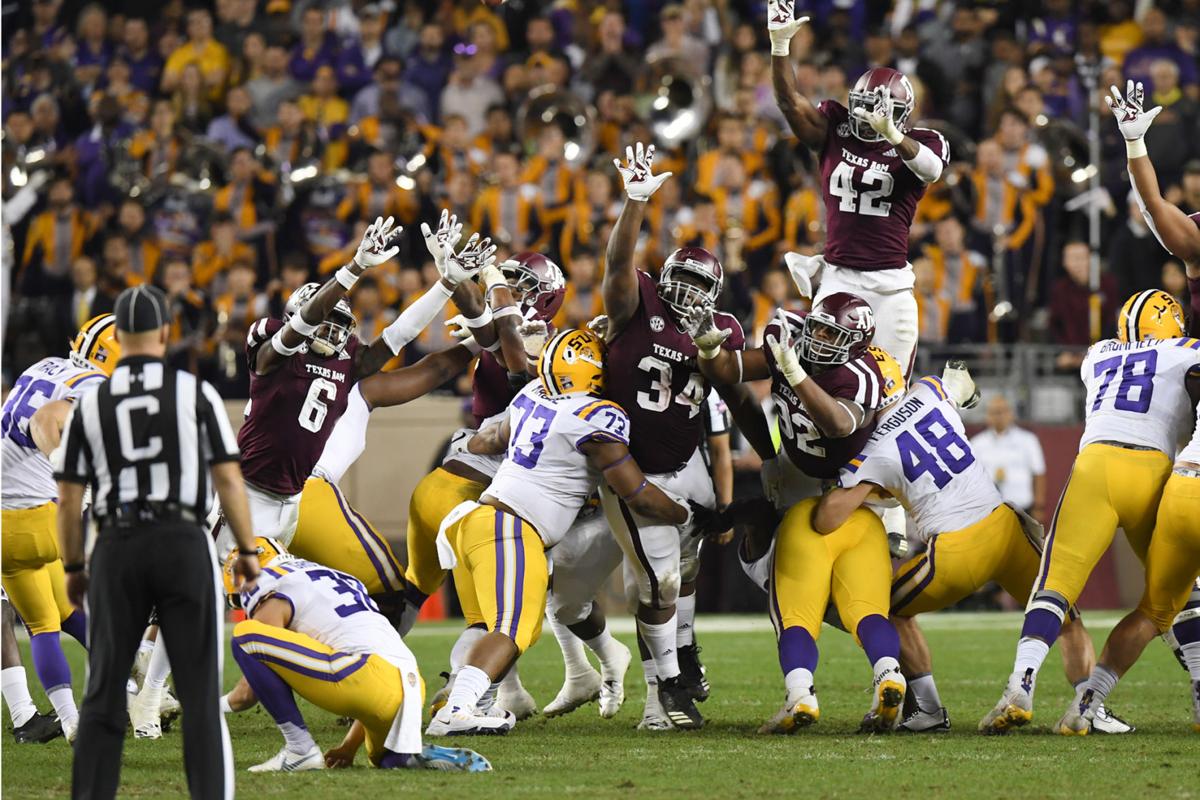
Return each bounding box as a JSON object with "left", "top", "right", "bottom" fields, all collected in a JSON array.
[{"left": 114, "top": 285, "right": 170, "bottom": 333}]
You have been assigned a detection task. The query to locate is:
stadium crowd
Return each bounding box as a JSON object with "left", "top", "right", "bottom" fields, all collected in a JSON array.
[{"left": 3, "top": 0, "right": 1199, "bottom": 398}]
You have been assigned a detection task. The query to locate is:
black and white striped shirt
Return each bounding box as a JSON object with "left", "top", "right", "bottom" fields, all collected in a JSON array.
[{"left": 54, "top": 356, "right": 239, "bottom": 523}]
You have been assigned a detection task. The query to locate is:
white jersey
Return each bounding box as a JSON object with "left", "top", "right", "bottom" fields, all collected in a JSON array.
[
  {"left": 484, "top": 382, "right": 630, "bottom": 547},
  {"left": 240, "top": 556, "right": 412, "bottom": 669},
  {"left": 1177, "top": 402, "right": 1200, "bottom": 466},
  {"left": 312, "top": 385, "right": 370, "bottom": 484},
  {"left": 1078, "top": 337, "right": 1200, "bottom": 456},
  {"left": 1, "top": 357, "right": 107, "bottom": 509},
  {"left": 443, "top": 412, "right": 505, "bottom": 480},
  {"left": 838, "top": 376, "right": 1003, "bottom": 542}
]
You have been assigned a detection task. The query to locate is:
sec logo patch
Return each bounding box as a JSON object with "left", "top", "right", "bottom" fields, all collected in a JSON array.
[
  {"left": 837, "top": 122, "right": 851, "bottom": 138},
  {"left": 650, "top": 315, "right": 665, "bottom": 332}
]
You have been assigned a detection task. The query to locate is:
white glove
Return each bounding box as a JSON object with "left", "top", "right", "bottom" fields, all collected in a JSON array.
[
  {"left": 764, "top": 309, "right": 807, "bottom": 387},
  {"left": 518, "top": 320, "right": 549, "bottom": 360},
  {"left": 443, "top": 233, "right": 497, "bottom": 286},
  {"left": 684, "top": 307, "right": 732, "bottom": 359},
  {"left": 783, "top": 252, "right": 822, "bottom": 299},
  {"left": 767, "top": 0, "right": 809, "bottom": 57},
  {"left": 443, "top": 314, "right": 474, "bottom": 340},
  {"left": 354, "top": 216, "right": 402, "bottom": 268},
  {"left": 587, "top": 314, "right": 610, "bottom": 338},
  {"left": 1106, "top": 80, "right": 1162, "bottom": 142},
  {"left": 420, "top": 209, "right": 464, "bottom": 274},
  {"left": 941, "top": 360, "right": 980, "bottom": 409},
  {"left": 760, "top": 455, "right": 783, "bottom": 508},
  {"left": 446, "top": 428, "right": 474, "bottom": 459},
  {"left": 481, "top": 261, "right": 509, "bottom": 293},
  {"left": 613, "top": 142, "right": 672, "bottom": 202},
  {"left": 851, "top": 87, "right": 905, "bottom": 145}
]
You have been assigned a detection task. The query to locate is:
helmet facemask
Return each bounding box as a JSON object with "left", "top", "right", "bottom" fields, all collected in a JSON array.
[
  {"left": 847, "top": 87, "right": 910, "bottom": 143},
  {"left": 310, "top": 303, "right": 356, "bottom": 357},
  {"left": 798, "top": 314, "right": 865, "bottom": 367},
  {"left": 658, "top": 265, "right": 721, "bottom": 323}
]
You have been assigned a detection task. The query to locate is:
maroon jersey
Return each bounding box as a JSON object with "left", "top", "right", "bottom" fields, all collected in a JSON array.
[
  {"left": 607, "top": 271, "right": 745, "bottom": 474},
  {"left": 238, "top": 318, "right": 362, "bottom": 496},
  {"left": 817, "top": 100, "right": 949, "bottom": 271},
  {"left": 472, "top": 350, "right": 517, "bottom": 425},
  {"left": 763, "top": 311, "right": 884, "bottom": 479}
]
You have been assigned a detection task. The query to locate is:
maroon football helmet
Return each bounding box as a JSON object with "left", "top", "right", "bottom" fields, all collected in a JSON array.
[
  {"left": 501, "top": 252, "right": 566, "bottom": 322},
  {"left": 798, "top": 292, "right": 875, "bottom": 366},
  {"left": 658, "top": 247, "right": 724, "bottom": 319},
  {"left": 848, "top": 67, "right": 915, "bottom": 143}
]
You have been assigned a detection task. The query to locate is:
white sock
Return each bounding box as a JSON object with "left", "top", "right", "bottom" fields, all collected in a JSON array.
[
  {"left": 909, "top": 673, "right": 942, "bottom": 711},
  {"left": 1180, "top": 641, "right": 1200, "bottom": 681},
  {"left": 220, "top": 694, "right": 233, "bottom": 714},
  {"left": 1011, "top": 637, "right": 1050, "bottom": 691},
  {"left": 783, "top": 667, "right": 814, "bottom": 698},
  {"left": 137, "top": 638, "right": 155, "bottom": 660},
  {"left": 584, "top": 625, "right": 626, "bottom": 674},
  {"left": 548, "top": 614, "right": 592, "bottom": 679},
  {"left": 498, "top": 663, "right": 524, "bottom": 693},
  {"left": 641, "top": 658, "right": 657, "bottom": 686},
  {"left": 477, "top": 682, "right": 498, "bottom": 712},
  {"left": 1083, "top": 665, "right": 1120, "bottom": 708},
  {"left": 638, "top": 615, "right": 680, "bottom": 680},
  {"left": 279, "top": 721, "right": 316, "bottom": 755},
  {"left": 1, "top": 666, "right": 38, "bottom": 727},
  {"left": 450, "top": 627, "right": 486, "bottom": 672},
  {"left": 47, "top": 686, "right": 78, "bottom": 730},
  {"left": 446, "top": 665, "right": 491, "bottom": 713},
  {"left": 675, "top": 593, "right": 696, "bottom": 648},
  {"left": 873, "top": 656, "right": 902, "bottom": 680},
  {"left": 146, "top": 636, "right": 171, "bottom": 691}
]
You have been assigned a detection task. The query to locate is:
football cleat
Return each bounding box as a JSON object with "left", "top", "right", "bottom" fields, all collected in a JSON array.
[
  {"left": 543, "top": 668, "right": 602, "bottom": 718},
  {"left": 677, "top": 644, "right": 710, "bottom": 702},
  {"left": 897, "top": 706, "right": 951, "bottom": 733},
  {"left": 657, "top": 676, "right": 704, "bottom": 730},
  {"left": 759, "top": 690, "right": 819, "bottom": 734},
  {"left": 160, "top": 688, "right": 181, "bottom": 723},
  {"left": 248, "top": 745, "right": 325, "bottom": 773},
  {"left": 598, "top": 643, "right": 632, "bottom": 719},
  {"left": 131, "top": 647, "right": 151, "bottom": 693},
  {"left": 861, "top": 669, "right": 906, "bottom": 733},
  {"left": 129, "top": 686, "right": 164, "bottom": 740},
  {"left": 429, "top": 671, "right": 454, "bottom": 718},
  {"left": 409, "top": 744, "right": 493, "bottom": 772},
  {"left": 979, "top": 673, "right": 1035, "bottom": 734},
  {"left": 1055, "top": 708, "right": 1090, "bottom": 736},
  {"left": 63, "top": 718, "right": 78, "bottom": 744},
  {"left": 497, "top": 682, "right": 538, "bottom": 721},
  {"left": 425, "top": 705, "right": 515, "bottom": 737},
  {"left": 11, "top": 712, "right": 62, "bottom": 744},
  {"left": 1091, "top": 704, "right": 1134, "bottom": 734},
  {"left": 637, "top": 682, "right": 671, "bottom": 730}
]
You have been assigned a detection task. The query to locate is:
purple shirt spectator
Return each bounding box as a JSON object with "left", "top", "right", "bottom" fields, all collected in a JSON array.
[
  {"left": 335, "top": 43, "right": 371, "bottom": 96},
  {"left": 74, "top": 40, "right": 113, "bottom": 70},
  {"left": 289, "top": 32, "right": 338, "bottom": 84},
  {"left": 1125, "top": 43, "right": 1199, "bottom": 90},
  {"left": 74, "top": 120, "right": 136, "bottom": 206}
]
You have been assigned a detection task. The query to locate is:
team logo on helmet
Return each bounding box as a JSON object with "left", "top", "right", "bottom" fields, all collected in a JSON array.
[
  {"left": 837, "top": 122, "right": 851, "bottom": 138},
  {"left": 538, "top": 328, "right": 606, "bottom": 397},
  {"left": 1117, "top": 289, "right": 1184, "bottom": 343},
  {"left": 70, "top": 314, "right": 121, "bottom": 376}
]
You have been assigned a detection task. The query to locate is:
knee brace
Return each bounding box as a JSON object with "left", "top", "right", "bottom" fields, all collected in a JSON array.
[{"left": 1026, "top": 589, "right": 1069, "bottom": 622}]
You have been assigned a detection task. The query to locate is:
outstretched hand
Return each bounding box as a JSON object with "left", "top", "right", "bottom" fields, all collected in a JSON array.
[
  {"left": 1106, "top": 79, "right": 1162, "bottom": 142},
  {"left": 613, "top": 142, "right": 672, "bottom": 202}
]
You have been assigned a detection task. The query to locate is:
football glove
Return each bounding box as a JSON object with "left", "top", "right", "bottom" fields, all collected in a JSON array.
[
  {"left": 767, "top": 0, "right": 810, "bottom": 57},
  {"left": 683, "top": 307, "right": 732, "bottom": 359},
  {"left": 354, "top": 216, "right": 402, "bottom": 268},
  {"left": 1106, "top": 80, "right": 1162, "bottom": 142},
  {"left": 764, "top": 309, "right": 808, "bottom": 387},
  {"left": 444, "top": 233, "right": 497, "bottom": 286},
  {"left": 941, "top": 359, "right": 980, "bottom": 409},
  {"left": 851, "top": 87, "right": 905, "bottom": 145},
  {"left": 420, "top": 210, "right": 464, "bottom": 275},
  {"left": 518, "top": 320, "right": 549, "bottom": 360},
  {"left": 613, "top": 142, "right": 672, "bottom": 202}
]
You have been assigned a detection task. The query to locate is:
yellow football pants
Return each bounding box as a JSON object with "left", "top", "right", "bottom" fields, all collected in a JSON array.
[
  {"left": 1138, "top": 473, "right": 1200, "bottom": 631},
  {"left": 1036, "top": 443, "right": 1171, "bottom": 605},
  {"left": 892, "top": 504, "right": 1041, "bottom": 615},
  {"left": 291, "top": 478, "right": 406, "bottom": 596},
  {"left": 769, "top": 497, "right": 892, "bottom": 641},
  {"left": 1, "top": 503, "right": 73, "bottom": 635},
  {"left": 232, "top": 619, "right": 424, "bottom": 766},
  {"left": 405, "top": 468, "right": 486, "bottom": 599},
  {"left": 445, "top": 505, "right": 548, "bottom": 653}
]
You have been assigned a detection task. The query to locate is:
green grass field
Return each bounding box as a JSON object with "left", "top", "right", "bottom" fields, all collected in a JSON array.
[{"left": 3, "top": 612, "right": 1196, "bottom": 799}]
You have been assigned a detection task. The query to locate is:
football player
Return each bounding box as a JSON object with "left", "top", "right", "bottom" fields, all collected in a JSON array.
[
  {"left": 982, "top": 291, "right": 1199, "bottom": 733},
  {"left": 0, "top": 314, "right": 117, "bottom": 742},
  {"left": 223, "top": 212, "right": 486, "bottom": 552},
  {"left": 815, "top": 366, "right": 1127, "bottom": 734},
  {"left": 602, "top": 142, "right": 744, "bottom": 729},
  {"left": 222, "top": 538, "right": 490, "bottom": 772},
  {"left": 426, "top": 329, "right": 716, "bottom": 735},
  {"left": 2, "top": 592, "right": 61, "bottom": 742}
]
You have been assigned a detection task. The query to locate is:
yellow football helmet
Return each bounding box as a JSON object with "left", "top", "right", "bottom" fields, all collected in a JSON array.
[
  {"left": 1117, "top": 289, "right": 1184, "bottom": 343},
  {"left": 869, "top": 345, "right": 907, "bottom": 409},
  {"left": 538, "top": 328, "right": 606, "bottom": 397},
  {"left": 222, "top": 536, "right": 289, "bottom": 603},
  {"left": 69, "top": 314, "right": 120, "bottom": 375}
]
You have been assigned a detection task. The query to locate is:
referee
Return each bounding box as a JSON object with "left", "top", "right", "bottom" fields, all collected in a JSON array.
[{"left": 53, "top": 285, "right": 260, "bottom": 800}]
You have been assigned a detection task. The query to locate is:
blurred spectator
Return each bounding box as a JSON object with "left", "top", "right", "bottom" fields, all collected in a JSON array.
[
  {"left": 971, "top": 140, "right": 1036, "bottom": 313},
  {"left": 115, "top": 199, "right": 162, "bottom": 284},
  {"left": 553, "top": 247, "right": 602, "bottom": 330},
  {"left": 472, "top": 150, "right": 541, "bottom": 251},
  {"left": 245, "top": 43, "right": 301, "bottom": 129},
  {"left": 580, "top": 11, "right": 638, "bottom": 97},
  {"left": 214, "top": 146, "right": 276, "bottom": 233},
  {"left": 925, "top": 216, "right": 989, "bottom": 343},
  {"left": 1048, "top": 241, "right": 1117, "bottom": 365},
  {"left": 970, "top": 395, "right": 1046, "bottom": 520},
  {"left": 20, "top": 175, "right": 96, "bottom": 296},
  {"left": 214, "top": 0, "right": 261, "bottom": 57},
  {"left": 1142, "top": 59, "right": 1199, "bottom": 189},
  {"left": 351, "top": 57, "right": 430, "bottom": 125},
  {"left": 440, "top": 48, "right": 504, "bottom": 138},
  {"left": 161, "top": 259, "right": 207, "bottom": 373},
  {"left": 1123, "top": 8, "right": 1199, "bottom": 97},
  {"left": 646, "top": 5, "right": 710, "bottom": 77},
  {"left": 337, "top": 149, "right": 417, "bottom": 226},
  {"left": 298, "top": 66, "right": 350, "bottom": 169},
  {"left": 100, "top": 232, "right": 136, "bottom": 292},
  {"left": 72, "top": 3, "right": 112, "bottom": 91},
  {"left": 161, "top": 8, "right": 230, "bottom": 102},
  {"left": 993, "top": 109, "right": 1054, "bottom": 207},
  {"left": 207, "top": 258, "right": 264, "bottom": 396},
  {"left": 913, "top": 256, "right": 950, "bottom": 345},
  {"left": 61, "top": 256, "right": 109, "bottom": 335},
  {"left": 129, "top": 100, "right": 184, "bottom": 181},
  {"left": 1108, "top": 190, "right": 1169, "bottom": 300},
  {"left": 290, "top": 5, "right": 338, "bottom": 84},
  {"left": 206, "top": 85, "right": 258, "bottom": 151},
  {"left": 118, "top": 17, "right": 163, "bottom": 95},
  {"left": 192, "top": 213, "right": 255, "bottom": 289},
  {"left": 709, "top": 154, "right": 780, "bottom": 276},
  {"left": 73, "top": 94, "right": 135, "bottom": 207},
  {"left": 172, "top": 63, "right": 215, "bottom": 133},
  {"left": 1162, "top": 259, "right": 1189, "bottom": 309},
  {"left": 748, "top": 268, "right": 802, "bottom": 346},
  {"left": 1180, "top": 160, "right": 1200, "bottom": 216},
  {"left": 407, "top": 24, "right": 452, "bottom": 118}
]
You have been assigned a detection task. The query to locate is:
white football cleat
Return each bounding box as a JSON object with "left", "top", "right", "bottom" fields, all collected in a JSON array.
[
  {"left": 129, "top": 685, "right": 164, "bottom": 740},
  {"left": 979, "top": 671, "right": 1035, "bottom": 734},
  {"left": 598, "top": 643, "right": 631, "bottom": 719},
  {"left": 860, "top": 668, "right": 906, "bottom": 733},
  {"left": 497, "top": 683, "right": 538, "bottom": 721},
  {"left": 159, "top": 688, "right": 181, "bottom": 722},
  {"left": 247, "top": 745, "right": 324, "bottom": 773},
  {"left": 759, "top": 689, "right": 819, "bottom": 734},
  {"left": 543, "top": 668, "right": 601, "bottom": 718},
  {"left": 636, "top": 682, "right": 671, "bottom": 731},
  {"left": 1090, "top": 704, "right": 1134, "bottom": 734},
  {"left": 425, "top": 705, "right": 515, "bottom": 737},
  {"left": 63, "top": 718, "right": 79, "bottom": 744},
  {"left": 897, "top": 706, "right": 951, "bottom": 733}
]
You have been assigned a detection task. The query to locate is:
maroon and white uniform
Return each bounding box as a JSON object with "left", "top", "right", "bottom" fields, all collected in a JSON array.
[
  {"left": 763, "top": 310, "right": 886, "bottom": 507},
  {"left": 809, "top": 100, "right": 950, "bottom": 375},
  {"left": 471, "top": 350, "right": 517, "bottom": 425},
  {"left": 233, "top": 317, "right": 362, "bottom": 545},
  {"left": 600, "top": 270, "right": 744, "bottom": 607}
]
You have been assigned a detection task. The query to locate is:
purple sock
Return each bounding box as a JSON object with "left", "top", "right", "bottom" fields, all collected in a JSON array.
[
  {"left": 1020, "top": 608, "right": 1063, "bottom": 646},
  {"left": 403, "top": 585, "right": 428, "bottom": 610},
  {"left": 856, "top": 615, "right": 900, "bottom": 664},
  {"left": 231, "top": 639, "right": 306, "bottom": 728},
  {"left": 778, "top": 626, "right": 819, "bottom": 675},
  {"left": 60, "top": 610, "right": 87, "bottom": 647},
  {"left": 30, "top": 632, "right": 72, "bottom": 691},
  {"left": 379, "top": 749, "right": 415, "bottom": 769}
]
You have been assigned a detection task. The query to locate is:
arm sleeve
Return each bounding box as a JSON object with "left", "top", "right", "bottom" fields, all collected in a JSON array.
[
  {"left": 381, "top": 283, "right": 454, "bottom": 355},
  {"left": 52, "top": 400, "right": 92, "bottom": 484},
  {"left": 199, "top": 380, "right": 241, "bottom": 464},
  {"left": 905, "top": 128, "right": 951, "bottom": 184},
  {"left": 704, "top": 390, "right": 731, "bottom": 436},
  {"left": 245, "top": 317, "right": 283, "bottom": 366}
]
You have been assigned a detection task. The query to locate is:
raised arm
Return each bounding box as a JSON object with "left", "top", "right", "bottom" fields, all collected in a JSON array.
[
  {"left": 604, "top": 143, "right": 672, "bottom": 334},
  {"left": 687, "top": 307, "right": 771, "bottom": 385},
  {"left": 358, "top": 344, "right": 477, "bottom": 409},
  {"left": 768, "top": 0, "right": 826, "bottom": 149},
  {"left": 481, "top": 261, "right": 531, "bottom": 377},
  {"left": 258, "top": 216, "right": 401, "bottom": 376}
]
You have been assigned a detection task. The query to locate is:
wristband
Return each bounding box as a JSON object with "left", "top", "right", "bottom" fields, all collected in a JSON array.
[
  {"left": 461, "top": 337, "right": 482, "bottom": 355},
  {"left": 770, "top": 39, "right": 791, "bottom": 57},
  {"left": 335, "top": 264, "right": 360, "bottom": 290},
  {"left": 1125, "top": 138, "right": 1148, "bottom": 159},
  {"left": 238, "top": 548, "right": 258, "bottom": 556},
  {"left": 483, "top": 339, "right": 502, "bottom": 353},
  {"left": 63, "top": 562, "right": 85, "bottom": 574},
  {"left": 493, "top": 306, "right": 523, "bottom": 321},
  {"left": 271, "top": 329, "right": 305, "bottom": 356},
  {"left": 462, "top": 305, "right": 493, "bottom": 329},
  {"left": 287, "top": 313, "right": 319, "bottom": 338}
]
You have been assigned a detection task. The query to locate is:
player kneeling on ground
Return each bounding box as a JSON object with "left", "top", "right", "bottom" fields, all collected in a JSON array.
[
  {"left": 222, "top": 538, "right": 489, "bottom": 772},
  {"left": 428, "top": 329, "right": 717, "bottom": 735}
]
